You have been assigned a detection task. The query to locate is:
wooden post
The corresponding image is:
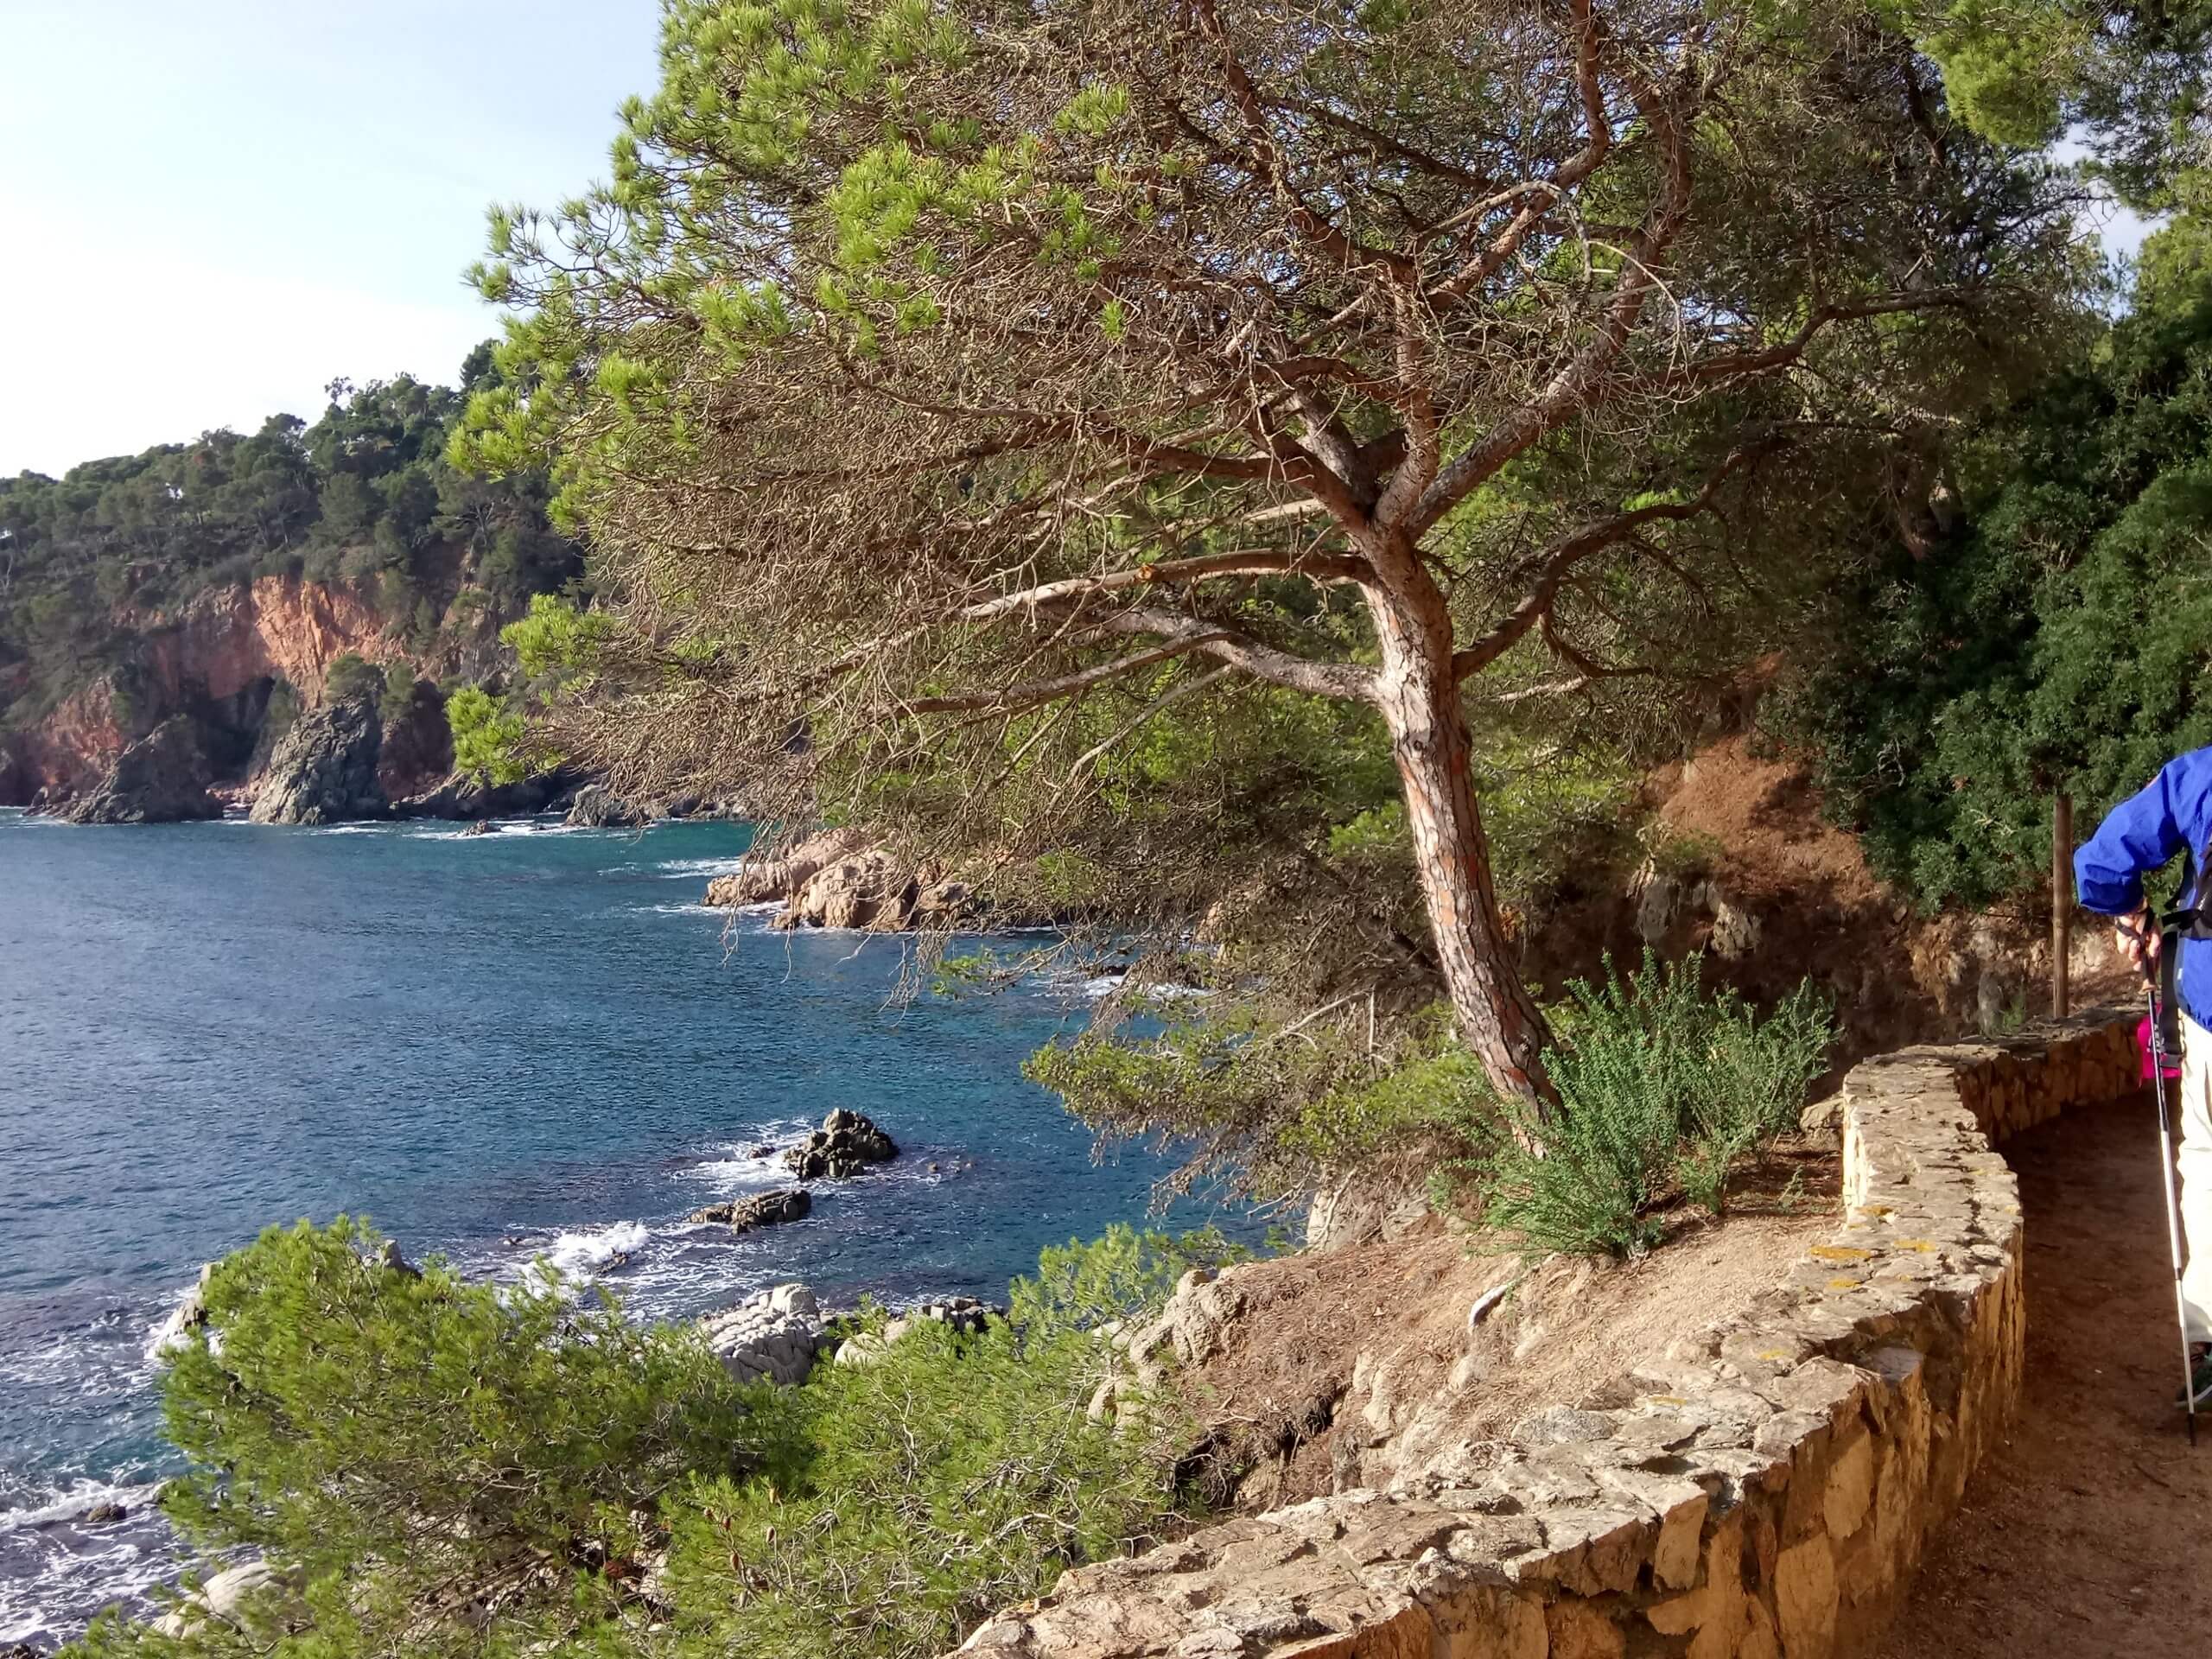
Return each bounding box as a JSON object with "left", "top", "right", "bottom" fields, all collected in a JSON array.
[{"left": 2053, "top": 791, "right": 2074, "bottom": 1019}]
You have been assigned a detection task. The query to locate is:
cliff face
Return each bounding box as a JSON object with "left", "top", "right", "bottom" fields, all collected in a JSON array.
[{"left": 3, "top": 575, "right": 494, "bottom": 804}]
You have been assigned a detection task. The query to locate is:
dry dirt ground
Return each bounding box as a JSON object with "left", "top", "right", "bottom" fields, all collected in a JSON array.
[
  {"left": 1876, "top": 1094, "right": 2212, "bottom": 1659},
  {"left": 1176, "top": 1145, "right": 1840, "bottom": 1510}
]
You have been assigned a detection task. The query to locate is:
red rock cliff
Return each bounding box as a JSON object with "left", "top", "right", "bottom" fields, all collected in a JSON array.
[{"left": 12, "top": 576, "right": 424, "bottom": 798}]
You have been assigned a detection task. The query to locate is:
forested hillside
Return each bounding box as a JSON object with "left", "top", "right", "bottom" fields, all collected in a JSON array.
[
  {"left": 0, "top": 344, "right": 580, "bottom": 800},
  {"left": 1783, "top": 204, "right": 2212, "bottom": 910}
]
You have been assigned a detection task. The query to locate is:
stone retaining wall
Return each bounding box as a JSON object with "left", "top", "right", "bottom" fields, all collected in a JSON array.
[{"left": 957, "top": 1012, "right": 2140, "bottom": 1659}]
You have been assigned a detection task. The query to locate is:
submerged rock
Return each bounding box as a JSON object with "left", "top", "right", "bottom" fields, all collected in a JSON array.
[
  {"left": 684, "top": 1189, "right": 813, "bottom": 1233},
  {"left": 785, "top": 1109, "right": 898, "bottom": 1180},
  {"left": 250, "top": 697, "right": 386, "bottom": 824},
  {"left": 62, "top": 717, "right": 222, "bottom": 824},
  {"left": 700, "top": 1283, "right": 835, "bottom": 1387}
]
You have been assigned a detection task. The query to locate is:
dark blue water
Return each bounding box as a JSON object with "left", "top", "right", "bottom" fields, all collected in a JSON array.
[{"left": 0, "top": 809, "right": 1229, "bottom": 1646}]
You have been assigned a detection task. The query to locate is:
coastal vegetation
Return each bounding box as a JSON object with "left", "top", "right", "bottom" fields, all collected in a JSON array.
[
  {"left": 1779, "top": 200, "right": 2212, "bottom": 910},
  {"left": 16, "top": 0, "right": 2212, "bottom": 1647},
  {"left": 77, "top": 1221, "right": 1235, "bottom": 1659}
]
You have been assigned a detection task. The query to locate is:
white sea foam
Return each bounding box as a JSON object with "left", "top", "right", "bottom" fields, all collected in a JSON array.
[
  {"left": 142, "top": 1277, "right": 208, "bottom": 1365},
  {"left": 0, "top": 1478, "right": 164, "bottom": 1535},
  {"left": 649, "top": 857, "right": 744, "bottom": 879},
  {"left": 542, "top": 1220, "right": 650, "bottom": 1279},
  {"left": 0, "top": 1472, "right": 178, "bottom": 1646},
  {"left": 633, "top": 902, "right": 718, "bottom": 916}
]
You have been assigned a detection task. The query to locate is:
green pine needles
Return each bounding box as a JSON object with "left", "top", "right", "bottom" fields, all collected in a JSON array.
[{"left": 70, "top": 1219, "right": 1222, "bottom": 1659}]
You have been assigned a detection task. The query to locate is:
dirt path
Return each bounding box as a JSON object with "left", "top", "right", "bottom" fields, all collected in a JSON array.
[{"left": 1875, "top": 1094, "right": 2212, "bottom": 1659}]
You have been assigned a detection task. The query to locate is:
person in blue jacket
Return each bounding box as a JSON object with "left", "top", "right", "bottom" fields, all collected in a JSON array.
[{"left": 2075, "top": 748, "right": 2212, "bottom": 1402}]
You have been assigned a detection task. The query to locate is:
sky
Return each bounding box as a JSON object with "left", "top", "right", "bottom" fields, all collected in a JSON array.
[
  {"left": 0, "top": 8, "right": 2166, "bottom": 480},
  {"left": 0, "top": 0, "right": 663, "bottom": 478}
]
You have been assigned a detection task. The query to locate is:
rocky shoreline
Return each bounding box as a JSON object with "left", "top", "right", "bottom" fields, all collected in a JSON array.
[
  {"left": 700, "top": 829, "right": 1039, "bottom": 934},
  {"left": 21, "top": 697, "right": 1024, "bottom": 939}
]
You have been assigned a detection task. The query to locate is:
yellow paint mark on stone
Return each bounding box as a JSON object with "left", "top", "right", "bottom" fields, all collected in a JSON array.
[
  {"left": 1895, "top": 1239, "right": 1936, "bottom": 1253},
  {"left": 1827, "top": 1277, "right": 1864, "bottom": 1290},
  {"left": 1809, "top": 1245, "right": 1874, "bottom": 1263}
]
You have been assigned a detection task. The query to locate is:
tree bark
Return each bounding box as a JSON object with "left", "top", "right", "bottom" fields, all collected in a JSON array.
[
  {"left": 2052, "top": 790, "right": 2073, "bottom": 1020},
  {"left": 1369, "top": 590, "right": 1555, "bottom": 1104}
]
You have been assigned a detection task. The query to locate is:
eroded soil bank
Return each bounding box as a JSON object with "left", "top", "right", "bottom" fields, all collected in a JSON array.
[{"left": 1876, "top": 1093, "right": 2212, "bottom": 1659}]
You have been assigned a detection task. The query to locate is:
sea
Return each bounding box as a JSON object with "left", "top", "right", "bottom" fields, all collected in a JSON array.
[{"left": 0, "top": 808, "right": 1245, "bottom": 1649}]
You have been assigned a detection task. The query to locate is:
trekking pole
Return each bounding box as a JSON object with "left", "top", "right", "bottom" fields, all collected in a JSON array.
[{"left": 2142, "top": 979, "right": 2200, "bottom": 1442}]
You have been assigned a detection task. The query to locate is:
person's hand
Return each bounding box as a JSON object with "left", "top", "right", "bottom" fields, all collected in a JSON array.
[{"left": 2117, "top": 908, "right": 2162, "bottom": 976}]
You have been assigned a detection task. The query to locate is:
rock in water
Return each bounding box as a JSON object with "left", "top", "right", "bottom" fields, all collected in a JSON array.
[
  {"left": 250, "top": 697, "right": 387, "bottom": 824},
  {"left": 785, "top": 1109, "right": 899, "bottom": 1179},
  {"left": 684, "top": 1188, "right": 813, "bottom": 1232},
  {"left": 700, "top": 1283, "right": 834, "bottom": 1387},
  {"left": 395, "top": 767, "right": 575, "bottom": 820},
  {"left": 564, "top": 783, "right": 645, "bottom": 828},
  {"left": 703, "top": 827, "right": 865, "bottom": 907},
  {"left": 776, "top": 849, "right": 918, "bottom": 930},
  {"left": 62, "top": 717, "right": 222, "bottom": 823}
]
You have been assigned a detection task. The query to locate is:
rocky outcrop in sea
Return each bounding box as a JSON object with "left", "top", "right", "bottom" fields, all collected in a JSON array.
[
  {"left": 785, "top": 1109, "right": 898, "bottom": 1179},
  {"left": 61, "top": 717, "right": 224, "bottom": 824},
  {"left": 702, "top": 830, "right": 997, "bottom": 931},
  {"left": 684, "top": 1189, "right": 812, "bottom": 1232},
  {"left": 250, "top": 698, "right": 387, "bottom": 824},
  {"left": 703, "top": 828, "right": 866, "bottom": 907},
  {"left": 563, "top": 784, "right": 645, "bottom": 828}
]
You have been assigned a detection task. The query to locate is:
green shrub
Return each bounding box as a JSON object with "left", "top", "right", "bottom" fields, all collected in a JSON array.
[
  {"left": 447, "top": 683, "right": 529, "bottom": 785},
  {"left": 1030, "top": 1000, "right": 1497, "bottom": 1204},
  {"left": 70, "top": 1222, "right": 1218, "bottom": 1659},
  {"left": 1480, "top": 951, "right": 1834, "bottom": 1255},
  {"left": 321, "top": 651, "right": 382, "bottom": 704},
  {"left": 659, "top": 1230, "right": 1213, "bottom": 1659},
  {"left": 114, "top": 1217, "right": 753, "bottom": 1657}
]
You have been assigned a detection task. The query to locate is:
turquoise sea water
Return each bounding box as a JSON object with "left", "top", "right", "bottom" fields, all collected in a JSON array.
[{"left": 0, "top": 809, "right": 1236, "bottom": 1648}]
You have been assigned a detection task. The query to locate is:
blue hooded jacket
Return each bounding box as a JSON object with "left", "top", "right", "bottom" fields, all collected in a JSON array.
[{"left": 2074, "top": 746, "right": 2212, "bottom": 1031}]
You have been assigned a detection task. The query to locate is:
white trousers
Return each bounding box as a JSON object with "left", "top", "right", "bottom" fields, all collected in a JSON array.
[{"left": 2177, "top": 1016, "right": 2212, "bottom": 1344}]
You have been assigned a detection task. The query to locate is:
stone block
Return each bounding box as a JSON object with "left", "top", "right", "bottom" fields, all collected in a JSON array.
[
  {"left": 1546, "top": 1599, "right": 1627, "bottom": 1659},
  {"left": 1774, "top": 1535, "right": 1837, "bottom": 1659}
]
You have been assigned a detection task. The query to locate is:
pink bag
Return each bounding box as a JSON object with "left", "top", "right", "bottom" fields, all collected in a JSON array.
[{"left": 2139, "top": 1014, "right": 2183, "bottom": 1081}]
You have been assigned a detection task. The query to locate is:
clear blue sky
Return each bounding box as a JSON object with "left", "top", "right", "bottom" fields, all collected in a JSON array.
[{"left": 0, "top": 0, "right": 663, "bottom": 477}]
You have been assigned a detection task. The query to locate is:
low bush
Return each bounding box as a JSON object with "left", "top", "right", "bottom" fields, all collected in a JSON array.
[
  {"left": 1479, "top": 950, "right": 1834, "bottom": 1255},
  {"left": 70, "top": 1221, "right": 1223, "bottom": 1659}
]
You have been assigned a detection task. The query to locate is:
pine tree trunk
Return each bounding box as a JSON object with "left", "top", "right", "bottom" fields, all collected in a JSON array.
[{"left": 1370, "top": 594, "right": 1555, "bottom": 1105}]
